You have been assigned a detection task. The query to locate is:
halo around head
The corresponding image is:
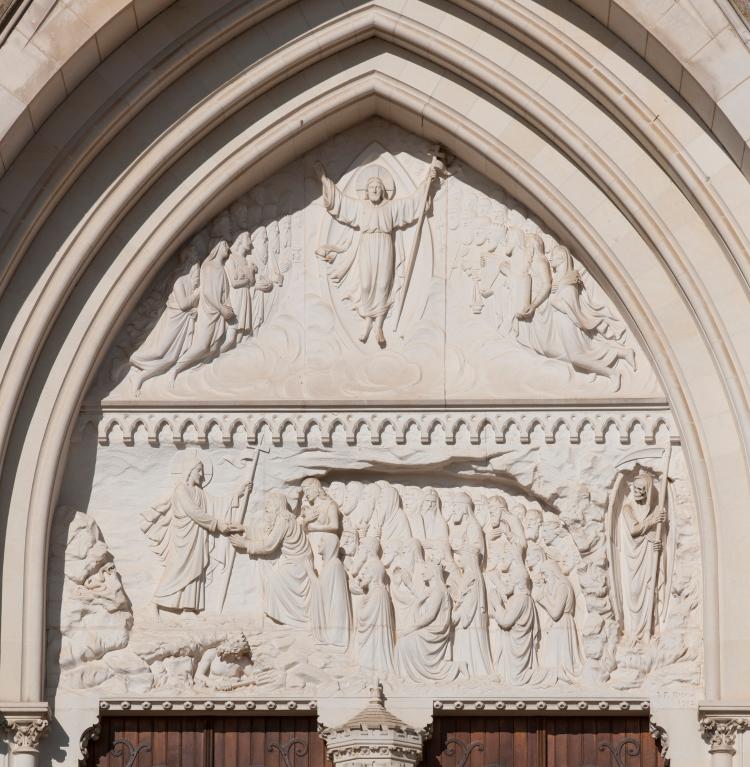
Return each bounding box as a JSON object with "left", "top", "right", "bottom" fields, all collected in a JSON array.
[
  {"left": 171, "top": 448, "right": 213, "bottom": 486},
  {"left": 355, "top": 164, "right": 395, "bottom": 198}
]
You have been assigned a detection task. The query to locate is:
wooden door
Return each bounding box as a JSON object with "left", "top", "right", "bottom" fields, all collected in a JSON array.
[
  {"left": 424, "top": 716, "right": 665, "bottom": 767},
  {"left": 87, "top": 715, "right": 326, "bottom": 767}
]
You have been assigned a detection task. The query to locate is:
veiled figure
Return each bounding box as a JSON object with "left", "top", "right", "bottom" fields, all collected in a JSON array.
[
  {"left": 315, "top": 161, "right": 436, "bottom": 346},
  {"left": 140, "top": 452, "right": 245, "bottom": 614},
  {"left": 310, "top": 534, "right": 351, "bottom": 648},
  {"left": 397, "top": 563, "right": 461, "bottom": 682},
  {"left": 617, "top": 472, "right": 666, "bottom": 642},
  {"left": 491, "top": 564, "right": 541, "bottom": 685},
  {"left": 513, "top": 241, "right": 635, "bottom": 389},
  {"left": 129, "top": 263, "right": 199, "bottom": 393},
  {"left": 368, "top": 481, "right": 413, "bottom": 568},
  {"left": 450, "top": 549, "right": 493, "bottom": 676},
  {"left": 231, "top": 492, "right": 315, "bottom": 629},
  {"left": 172, "top": 240, "right": 236, "bottom": 378},
  {"left": 354, "top": 556, "right": 396, "bottom": 674},
  {"left": 535, "top": 558, "right": 583, "bottom": 682}
]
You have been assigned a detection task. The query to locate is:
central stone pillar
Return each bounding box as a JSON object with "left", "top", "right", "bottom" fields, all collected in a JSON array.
[{"left": 321, "top": 685, "right": 426, "bottom": 767}]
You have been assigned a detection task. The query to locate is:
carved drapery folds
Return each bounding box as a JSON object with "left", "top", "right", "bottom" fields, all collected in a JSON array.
[
  {"left": 91, "top": 120, "right": 661, "bottom": 405},
  {"left": 46, "top": 120, "right": 704, "bottom": 760}
]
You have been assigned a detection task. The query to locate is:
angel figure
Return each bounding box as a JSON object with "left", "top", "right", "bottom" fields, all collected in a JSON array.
[
  {"left": 314, "top": 159, "right": 440, "bottom": 347},
  {"left": 140, "top": 450, "right": 247, "bottom": 617},
  {"left": 511, "top": 239, "right": 635, "bottom": 389}
]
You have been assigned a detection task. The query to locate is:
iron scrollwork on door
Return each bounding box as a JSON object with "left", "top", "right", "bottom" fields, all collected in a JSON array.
[
  {"left": 444, "top": 737, "right": 503, "bottom": 767},
  {"left": 266, "top": 738, "right": 309, "bottom": 767},
  {"left": 107, "top": 739, "right": 166, "bottom": 767},
  {"left": 594, "top": 738, "right": 642, "bottom": 767}
]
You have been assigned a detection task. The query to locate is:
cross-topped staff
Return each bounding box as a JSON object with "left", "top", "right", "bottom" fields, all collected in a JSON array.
[
  {"left": 216, "top": 434, "right": 271, "bottom": 613},
  {"left": 394, "top": 145, "right": 451, "bottom": 332}
]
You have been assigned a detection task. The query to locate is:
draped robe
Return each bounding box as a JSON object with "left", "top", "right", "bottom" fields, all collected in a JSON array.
[
  {"left": 355, "top": 570, "right": 396, "bottom": 673},
  {"left": 619, "top": 495, "right": 661, "bottom": 641},
  {"left": 147, "top": 482, "right": 230, "bottom": 611},
  {"left": 322, "top": 178, "right": 424, "bottom": 320},
  {"left": 130, "top": 272, "right": 198, "bottom": 382},
  {"left": 246, "top": 512, "right": 315, "bottom": 628}
]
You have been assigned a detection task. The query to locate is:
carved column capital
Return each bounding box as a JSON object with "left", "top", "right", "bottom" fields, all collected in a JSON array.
[
  {"left": 1, "top": 716, "right": 49, "bottom": 755},
  {"left": 700, "top": 716, "right": 750, "bottom": 755}
]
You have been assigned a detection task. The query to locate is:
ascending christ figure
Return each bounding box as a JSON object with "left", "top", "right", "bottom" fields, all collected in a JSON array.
[{"left": 314, "top": 160, "right": 438, "bottom": 347}]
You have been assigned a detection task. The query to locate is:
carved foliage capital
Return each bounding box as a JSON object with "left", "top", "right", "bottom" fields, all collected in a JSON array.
[
  {"left": 2, "top": 716, "right": 49, "bottom": 754},
  {"left": 700, "top": 717, "right": 750, "bottom": 754}
]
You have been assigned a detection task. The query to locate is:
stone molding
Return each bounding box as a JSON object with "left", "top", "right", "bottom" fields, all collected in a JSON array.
[
  {"left": 0, "top": 702, "right": 50, "bottom": 754},
  {"left": 433, "top": 698, "right": 651, "bottom": 713},
  {"left": 699, "top": 705, "right": 750, "bottom": 755},
  {"left": 99, "top": 697, "right": 317, "bottom": 714},
  {"left": 86, "top": 406, "right": 676, "bottom": 448}
]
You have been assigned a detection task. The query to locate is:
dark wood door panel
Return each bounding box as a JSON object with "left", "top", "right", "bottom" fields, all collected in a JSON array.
[
  {"left": 425, "top": 716, "right": 542, "bottom": 767},
  {"left": 425, "top": 716, "right": 664, "bottom": 767},
  {"left": 545, "top": 717, "right": 663, "bottom": 767},
  {"left": 87, "top": 716, "right": 324, "bottom": 767},
  {"left": 211, "top": 716, "right": 327, "bottom": 767}
]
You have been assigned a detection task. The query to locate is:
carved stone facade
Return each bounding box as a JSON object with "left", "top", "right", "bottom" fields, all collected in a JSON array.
[
  {"left": 2, "top": 2, "right": 750, "bottom": 766},
  {"left": 39, "top": 123, "right": 707, "bottom": 766}
]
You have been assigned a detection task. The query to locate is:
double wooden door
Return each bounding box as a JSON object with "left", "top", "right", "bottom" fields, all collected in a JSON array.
[
  {"left": 86, "top": 715, "right": 326, "bottom": 767},
  {"left": 425, "top": 716, "right": 665, "bottom": 767},
  {"left": 87, "top": 714, "right": 664, "bottom": 767}
]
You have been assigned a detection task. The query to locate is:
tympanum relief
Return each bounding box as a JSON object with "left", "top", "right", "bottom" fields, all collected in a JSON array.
[
  {"left": 91, "top": 119, "right": 660, "bottom": 403},
  {"left": 51, "top": 120, "right": 699, "bottom": 740},
  {"left": 50, "top": 427, "right": 701, "bottom": 701}
]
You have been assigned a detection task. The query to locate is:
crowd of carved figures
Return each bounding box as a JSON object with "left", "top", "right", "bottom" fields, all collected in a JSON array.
[
  {"left": 104, "top": 152, "right": 639, "bottom": 396},
  {"left": 448, "top": 187, "right": 636, "bottom": 390},
  {"left": 136, "top": 448, "right": 673, "bottom": 688},
  {"left": 115, "top": 189, "right": 295, "bottom": 394}
]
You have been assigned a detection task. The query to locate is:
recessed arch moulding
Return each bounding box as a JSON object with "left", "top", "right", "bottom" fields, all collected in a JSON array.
[
  {"left": 2, "top": 3, "right": 750, "bottom": 766},
  {"left": 48, "top": 114, "right": 703, "bottom": 763}
]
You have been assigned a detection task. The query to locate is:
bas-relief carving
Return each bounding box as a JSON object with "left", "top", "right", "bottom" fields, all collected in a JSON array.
[
  {"left": 91, "top": 119, "right": 661, "bottom": 404},
  {"left": 50, "top": 429, "right": 702, "bottom": 701}
]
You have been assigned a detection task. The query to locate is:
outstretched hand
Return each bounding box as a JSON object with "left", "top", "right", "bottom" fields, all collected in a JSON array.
[{"left": 219, "top": 521, "right": 244, "bottom": 535}]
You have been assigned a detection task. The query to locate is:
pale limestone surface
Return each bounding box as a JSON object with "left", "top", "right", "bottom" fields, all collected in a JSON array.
[{"left": 0, "top": 2, "right": 749, "bottom": 767}]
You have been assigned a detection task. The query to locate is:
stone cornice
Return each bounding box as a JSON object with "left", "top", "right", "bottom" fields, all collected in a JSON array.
[
  {"left": 83, "top": 405, "right": 676, "bottom": 448},
  {"left": 99, "top": 697, "right": 316, "bottom": 714},
  {"left": 433, "top": 697, "right": 651, "bottom": 713}
]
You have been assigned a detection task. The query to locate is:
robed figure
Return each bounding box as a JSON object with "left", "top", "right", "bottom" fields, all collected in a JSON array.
[
  {"left": 315, "top": 160, "right": 438, "bottom": 347},
  {"left": 353, "top": 556, "right": 396, "bottom": 674},
  {"left": 140, "top": 451, "right": 246, "bottom": 615},
  {"left": 397, "top": 562, "right": 461, "bottom": 682},
  {"left": 129, "top": 262, "right": 200, "bottom": 393},
  {"left": 231, "top": 492, "right": 316, "bottom": 629},
  {"left": 613, "top": 471, "right": 668, "bottom": 642}
]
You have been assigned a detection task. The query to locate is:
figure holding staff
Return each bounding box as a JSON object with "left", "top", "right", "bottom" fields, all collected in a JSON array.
[{"left": 314, "top": 152, "right": 443, "bottom": 348}]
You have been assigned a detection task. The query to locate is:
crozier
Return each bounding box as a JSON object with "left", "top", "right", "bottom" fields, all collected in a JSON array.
[{"left": 50, "top": 119, "right": 701, "bottom": 744}]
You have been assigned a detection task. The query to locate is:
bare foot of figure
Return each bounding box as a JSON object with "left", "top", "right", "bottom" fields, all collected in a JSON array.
[
  {"left": 375, "top": 327, "right": 386, "bottom": 348},
  {"left": 359, "top": 318, "right": 373, "bottom": 344}
]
